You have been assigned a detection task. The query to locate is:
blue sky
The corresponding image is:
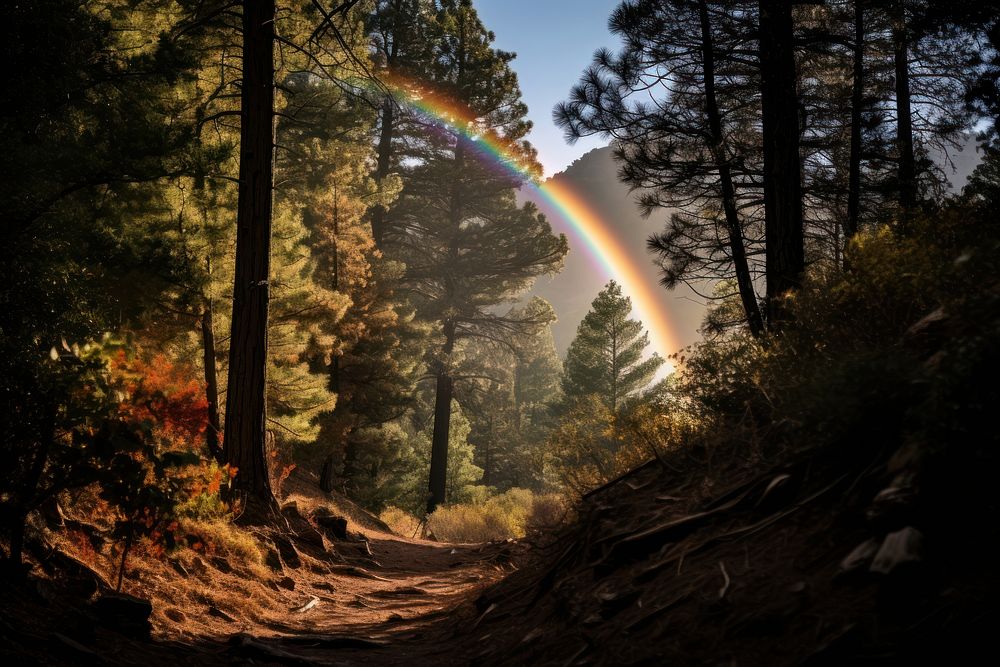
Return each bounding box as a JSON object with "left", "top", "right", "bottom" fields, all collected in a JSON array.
[{"left": 476, "top": 0, "right": 620, "bottom": 176}]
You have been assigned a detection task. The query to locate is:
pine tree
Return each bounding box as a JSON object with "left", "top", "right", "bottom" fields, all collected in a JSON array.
[
  {"left": 462, "top": 298, "right": 562, "bottom": 491},
  {"left": 562, "top": 281, "right": 664, "bottom": 414},
  {"left": 556, "top": 0, "right": 766, "bottom": 335},
  {"left": 386, "top": 0, "right": 567, "bottom": 512},
  {"left": 1, "top": 0, "right": 207, "bottom": 566}
]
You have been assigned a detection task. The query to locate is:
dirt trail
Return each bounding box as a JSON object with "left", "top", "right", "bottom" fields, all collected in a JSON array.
[
  {"left": 130, "top": 476, "right": 524, "bottom": 665},
  {"left": 2, "top": 472, "right": 524, "bottom": 666},
  {"left": 178, "top": 534, "right": 517, "bottom": 665}
]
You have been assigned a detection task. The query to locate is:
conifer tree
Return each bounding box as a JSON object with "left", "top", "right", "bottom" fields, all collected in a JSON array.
[
  {"left": 556, "top": 0, "right": 766, "bottom": 335},
  {"left": 387, "top": 0, "right": 567, "bottom": 512},
  {"left": 562, "top": 281, "right": 664, "bottom": 414}
]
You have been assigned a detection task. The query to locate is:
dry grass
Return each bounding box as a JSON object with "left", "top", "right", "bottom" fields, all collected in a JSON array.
[
  {"left": 426, "top": 489, "right": 569, "bottom": 543},
  {"left": 177, "top": 517, "right": 264, "bottom": 566},
  {"left": 380, "top": 506, "right": 422, "bottom": 537}
]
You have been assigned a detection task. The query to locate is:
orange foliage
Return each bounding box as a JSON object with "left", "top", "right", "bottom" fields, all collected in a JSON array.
[{"left": 111, "top": 352, "right": 209, "bottom": 449}]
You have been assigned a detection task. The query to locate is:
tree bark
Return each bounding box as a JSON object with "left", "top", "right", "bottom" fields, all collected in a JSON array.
[
  {"left": 698, "top": 0, "right": 765, "bottom": 337},
  {"left": 371, "top": 97, "right": 395, "bottom": 248},
  {"left": 845, "top": 0, "right": 865, "bottom": 241},
  {"left": 223, "top": 0, "right": 276, "bottom": 510},
  {"left": 891, "top": 0, "right": 916, "bottom": 217},
  {"left": 427, "top": 366, "right": 454, "bottom": 514},
  {"left": 201, "top": 288, "right": 223, "bottom": 464},
  {"left": 427, "top": 18, "right": 470, "bottom": 515},
  {"left": 319, "top": 454, "right": 337, "bottom": 493},
  {"left": 759, "top": 0, "right": 805, "bottom": 326}
]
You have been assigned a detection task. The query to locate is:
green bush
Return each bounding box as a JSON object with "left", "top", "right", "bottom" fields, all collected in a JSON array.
[{"left": 669, "top": 200, "right": 1000, "bottom": 469}]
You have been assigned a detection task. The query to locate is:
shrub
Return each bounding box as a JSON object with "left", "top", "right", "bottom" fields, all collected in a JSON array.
[
  {"left": 178, "top": 517, "right": 263, "bottom": 565},
  {"left": 425, "top": 488, "right": 566, "bottom": 542},
  {"left": 544, "top": 396, "right": 651, "bottom": 497},
  {"left": 380, "top": 506, "right": 423, "bottom": 538}
]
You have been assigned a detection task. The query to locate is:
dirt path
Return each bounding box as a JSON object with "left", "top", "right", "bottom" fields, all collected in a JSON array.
[
  {"left": 1, "top": 472, "right": 524, "bottom": 666},
  {"left": 122, "top": 475, "right": 525, "bottom": 665}
]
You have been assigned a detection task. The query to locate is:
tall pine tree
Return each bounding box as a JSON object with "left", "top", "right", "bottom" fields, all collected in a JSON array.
[{"left": 386, "top": 0, "right": 566, "bottom": 512}]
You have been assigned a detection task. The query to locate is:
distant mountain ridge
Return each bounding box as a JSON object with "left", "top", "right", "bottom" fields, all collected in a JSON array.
[{"left": 520, "top": 146, "right": 707, "bottom": 358}]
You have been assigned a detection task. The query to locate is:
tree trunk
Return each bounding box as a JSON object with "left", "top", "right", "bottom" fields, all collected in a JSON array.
[
  {"left": 371, "top": 98, "right": 395, "bottom": 248},
  {"left": 223, "top": 0, "right": 276, "bottom": 510},
  {"left": 759, "top": 0, "right": 805, "bottom": 326},
  {"left": 319, "top": 454, "right": 336, "bottom": 493},
  {"left": 698, "top": 0, "right": 765, "bottom": 337},
  {"left": 482, "top": 416, "right": 494, "bottom": 487},
  {"left": 845, "top": 0, "right": 865, "bottom": 241},
  {"left": 201, "top": 293, "right": 223, "bottom": 464},
  {"left": 427, "top": 369, "right": 454, "bottom": 514},
  {"left": 892, "top": 0, "right": 916, "bottom": 217},
  {"left": 426, "top": 123, "right": 466, "bottom": 514}
]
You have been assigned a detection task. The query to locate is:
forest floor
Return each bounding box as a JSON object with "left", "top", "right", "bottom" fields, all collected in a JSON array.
[
  {"left": 2, "top": 470, "right": 527, "bottom": 665},
  {"left": 5, "top": 431, "right": 999, "bottom": 666}
]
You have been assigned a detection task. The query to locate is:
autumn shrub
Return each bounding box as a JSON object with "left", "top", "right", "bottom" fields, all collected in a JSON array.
[
  {"left": 544, "top": 395, "right": 650, "bottom": 497},
  {"left": 380, "top": 506, "right": 423, "bottom": 538},
  {"left": 426, "top": 488, "right": 562, "bottom": 542},
  {"left": 525, "top": 493, "right": 570, "bottom": 532},
  {"left": 174, "top": 461, "right": 236, "bottom": 520},
  {"left": 177, "top": 517, "right": 264, "bottom": 565}
]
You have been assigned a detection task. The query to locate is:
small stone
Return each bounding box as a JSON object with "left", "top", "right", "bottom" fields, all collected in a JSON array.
[
  {"left": 870, "top": 527, "right": 924, "bottom": 575},
  {"left": 839, "top": 538, "right": 879, "bottom": 574}
]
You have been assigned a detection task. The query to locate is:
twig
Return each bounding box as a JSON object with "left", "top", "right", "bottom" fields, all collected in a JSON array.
[{"left": 718, "top": 560, "right": 730, "bottom": 599}]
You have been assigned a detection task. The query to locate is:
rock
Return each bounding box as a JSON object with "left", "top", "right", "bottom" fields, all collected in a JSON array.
[
  {"left": 870, "top": 527, "right": 924, "bottom": 575},
  {"left": 272, "top": 535, "right": 302, "bottom": 569},
  {"left": 316, "top": 514, "right": 349, "bottom": 540},
  {"left": 866, "top": 472, "right": 919, "bottom": 529},
  {"left": 839, "top": 538, "right": 880, "bottom": 575},
  {"left": 164, "top": 607, "right": 186, "bottom": 623},
  {"left": 89, "top": 592, "right": 152, "bottom": 639},
  {"left": 278, "top": 576, "right": 296, "bottom": 590},
  {"left": 281, "top": 500, "right": 300, "bottom": 517}
]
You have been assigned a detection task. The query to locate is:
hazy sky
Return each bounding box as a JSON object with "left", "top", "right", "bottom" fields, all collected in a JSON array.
[{"left": 476, "top": 0, "right": 620, "bottom": 177}]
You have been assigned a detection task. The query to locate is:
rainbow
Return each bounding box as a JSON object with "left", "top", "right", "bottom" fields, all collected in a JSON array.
[{"left": 374, "top": 74, "right": 680, "bottom": 366}]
